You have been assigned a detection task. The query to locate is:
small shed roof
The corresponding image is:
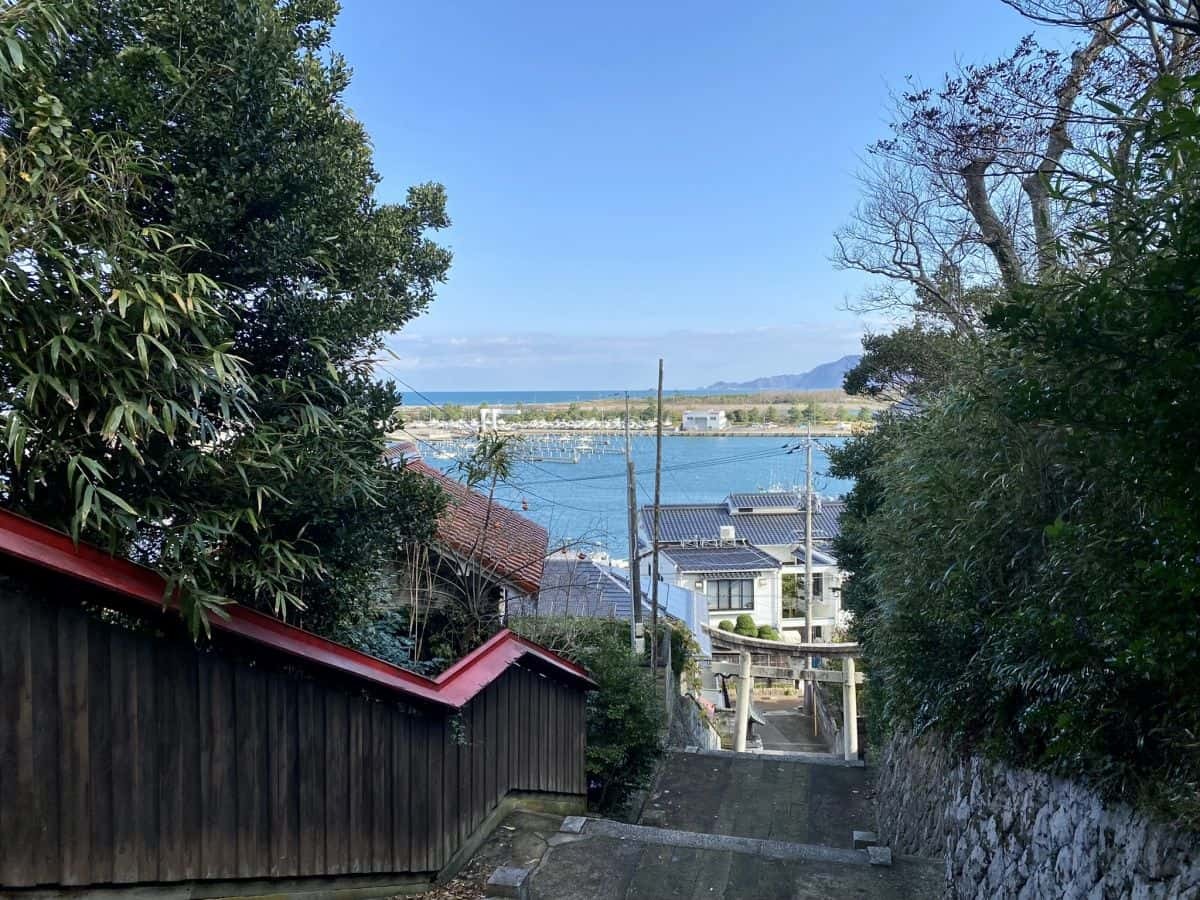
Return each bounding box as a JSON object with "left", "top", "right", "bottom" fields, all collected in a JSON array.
[
  {"left": 0, "top": 508, "right": 593, "bottom": 708},
  {"left": 790, "top": 547, "right": 839, "bottom": 567}
]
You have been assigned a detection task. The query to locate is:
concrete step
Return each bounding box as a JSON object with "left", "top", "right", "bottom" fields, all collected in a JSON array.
[
  {"left": 525, "top": 830, "right": 944, "bottom": 900},
  {"left": 580, "top": 818, "right": 877, "bottom": 866},
  {"left": 638, "top": 751, "right": 874, "bottom": 851}
]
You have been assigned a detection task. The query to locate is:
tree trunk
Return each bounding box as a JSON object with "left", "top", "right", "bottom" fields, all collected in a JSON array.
[
  {"left": 1021, "top": 25, "right": 1114, "bottom": 279},
  {"left": 961, "top": 157, "right": 1025, "bottom": 293}
]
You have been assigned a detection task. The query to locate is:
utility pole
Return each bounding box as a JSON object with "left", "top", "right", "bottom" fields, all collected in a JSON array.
[
  {"left": 804, "top": 424, "right": 816, "bottom": 735},
  {"left": 804, "top": 424, "right": 814, "bottom": 650},
  {"left": 625, "top": 392, "right": 643, "bottom": 654},
  {"left": 650, "top": 360, "right": 664, "bottom": 675}
]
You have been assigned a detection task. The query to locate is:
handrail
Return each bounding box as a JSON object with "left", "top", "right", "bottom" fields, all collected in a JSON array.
[{"left": 0, "top": 508, "right": 595, "bottom": 708}]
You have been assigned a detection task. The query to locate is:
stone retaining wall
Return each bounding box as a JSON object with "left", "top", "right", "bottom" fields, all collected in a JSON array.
[
  {"left": 877, "top": 732, "right": 1200, "bottom": 899},
  {"left": 806, "top": 680, "right": 843, "bottom": 756},
  {"left": 670, "top": 692, "right": 723, "bottom": 751}
]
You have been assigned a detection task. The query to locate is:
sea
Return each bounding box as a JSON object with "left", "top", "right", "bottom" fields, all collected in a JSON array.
[
  {"left": 400, "top": 388, "right": 729, "bottom": 407},
  {"left": 420, "top": 433, "right": 853, "bottom": 558}
]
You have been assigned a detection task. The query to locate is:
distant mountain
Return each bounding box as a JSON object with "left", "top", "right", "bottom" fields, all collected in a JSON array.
[{"left": 702, "top": 355, "right": 861, "bottom": 392}]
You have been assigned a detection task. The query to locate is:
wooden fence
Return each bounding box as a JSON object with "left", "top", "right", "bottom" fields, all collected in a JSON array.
[{"left": 0, "top": 560, "right": 587, "bottom": 892}]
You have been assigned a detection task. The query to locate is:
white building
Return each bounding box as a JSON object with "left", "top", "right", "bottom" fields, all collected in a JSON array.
[
  {"left": 641, "top": 491, "right": 845, "bottom": 641},
  {"left": 655, "top": 545, "right": 783, "bottom": 632},
  {"left": 681, "top": 410, "right": 727, "bottom": 432}
]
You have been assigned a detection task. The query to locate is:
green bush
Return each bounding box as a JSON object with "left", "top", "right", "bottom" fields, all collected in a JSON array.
[
  {"left": 734, "top": 614, "right": 758, "bottom": 637},
  {"left": 332, "top": 609, "right": 444, "bottom": 676},
  {"left": 757, "top": 625, "right": 781, "bottom": 641},
  {"left": 717, "top": 620, "right": 735, "bottom": 632},
  {"left": 508, "top": 617, "right": 663, "bottom": 811},
  {"left": 831, "top": 76, "right": 1200, "bottom": 826}
]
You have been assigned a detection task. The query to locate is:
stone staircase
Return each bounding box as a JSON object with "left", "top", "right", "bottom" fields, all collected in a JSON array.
[{"left": 484, "top": 750, "right": 944, "bottom": 900}]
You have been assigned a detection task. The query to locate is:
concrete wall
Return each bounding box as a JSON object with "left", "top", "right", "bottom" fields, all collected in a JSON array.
[{"left": 875, "top": 732, "right": 1200, "bottom": 899}]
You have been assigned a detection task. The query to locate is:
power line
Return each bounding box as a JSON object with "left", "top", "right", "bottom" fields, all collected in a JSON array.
[
  {"left": 386, "top": 400, "right": 614, "bottom": 516},
  {"left": 511, "top": 446, "right": 794, "bottom": 486}
]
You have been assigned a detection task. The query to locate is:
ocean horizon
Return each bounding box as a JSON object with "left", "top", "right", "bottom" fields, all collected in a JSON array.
[{"left": 397, "top": 388, "right": 726, "bottom": 407}]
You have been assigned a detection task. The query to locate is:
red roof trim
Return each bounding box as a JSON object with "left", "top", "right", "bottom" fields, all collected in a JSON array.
[{"left": 0, "top": 509, "right": 594, "bottom": 707}]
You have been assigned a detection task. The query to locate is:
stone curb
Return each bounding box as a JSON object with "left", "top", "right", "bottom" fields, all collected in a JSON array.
[
  {"left": 577, "top": 818, "right": 875, "bottom": 866},
  {"left": 485, "top": 865, "right": 531, "bottom": 899},
  {"left": 680, "top": 746, "right": 866, "bottom": 768}
]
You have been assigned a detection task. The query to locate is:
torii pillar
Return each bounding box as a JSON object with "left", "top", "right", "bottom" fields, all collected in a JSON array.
[{"left": 842, "top": 656, "right": 859, "bottom": 761}]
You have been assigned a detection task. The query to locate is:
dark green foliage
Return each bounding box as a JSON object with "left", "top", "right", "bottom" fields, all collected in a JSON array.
[
  {"left": 2, "top": 0, "right": 451, "bottom": 632},
  {"left": 757, "top": 625, "right": 781, "bottom": 641},
  {"left": 509, "top": 617, "right": 664, "bottom": 811},
  {"left": 782, "top": 574, "right": 798, "bottom": 600},
  {"left": 717, "top": 619, "right": 735, "bottom": 632},
  {"left": 834, "top": 76, "right": 1200, "bottom": 825},
  {"left": 734, "top": 614, "right": 758, "bottom": 637},
  {"left": 842, "top": 325, "right": 969, "bottom": 400},
  {"left": 331, "top": 608, "right": 444, "bottom": 677},
  {"left": 645, "top": 621, "right": 700, "bottom": 679}
]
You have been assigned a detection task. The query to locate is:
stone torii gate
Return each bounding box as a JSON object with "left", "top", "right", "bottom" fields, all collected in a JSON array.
[{"left": 705, "top": 626, "right": 862, "bottom": 761}]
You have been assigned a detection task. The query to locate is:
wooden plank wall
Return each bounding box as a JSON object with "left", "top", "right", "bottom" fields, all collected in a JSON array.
[{"left": 0, "top": 571, "right": 588, "bottom": 890}]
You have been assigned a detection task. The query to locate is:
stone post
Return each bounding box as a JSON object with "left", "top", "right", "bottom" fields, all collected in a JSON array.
[
  {"left": 843, "top": 656, "right": 858, "bottom": 761},
  {"left": 734, "top": 651, "right": 752, "bottom": 752}
]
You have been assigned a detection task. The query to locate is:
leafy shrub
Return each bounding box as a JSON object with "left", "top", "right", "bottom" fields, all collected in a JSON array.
[
  {"left": 734, "top": 614, "right": 758, "bottom": 637},
  {"left": 509, "top": 617, "right": 663, "bottom": 811},
  {"left": 831, "top": 76, "right": 1200, "bottom": 826},
  {"left": 667, "top": 622, "right": 701, "bottom": 682},
  {"left": 757, "top": 625, "right": 781, "bottom": 641},
  {"left": 717, "top": 620, "right": 735, "bottom": 632},
  {"left": 781, "top": 574, "right": 798, "bottom": 600},
  {"left": 332, "top": 608, "right": 444, "bottom": 676}
]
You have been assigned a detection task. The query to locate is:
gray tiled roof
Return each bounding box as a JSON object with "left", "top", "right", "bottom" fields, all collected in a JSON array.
[
  {"left": 660, "top": 545, "right": 782, "bottom": 573},
  {"left": 790, "top": 547, "right": 839, "bottom": 567},
  {"left": 644, "top": 501, "right": 844, "bottom": 547},
  {"left": 727, "top": 491, "right": 802, "bottom": 510},
  {"left": 523, "top": 558, "right": 632, "bottom": 619}
]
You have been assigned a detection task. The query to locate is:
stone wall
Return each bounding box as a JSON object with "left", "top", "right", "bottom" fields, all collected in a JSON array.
[
  {"left": 670, "top": 692, "right": 723, "bottom": 751},
  {"left": 877, "top": 732, "right": 1200, "bottom": 899},
  {"left": 812, "top": 681, "right": 843, "bottom": 756}
]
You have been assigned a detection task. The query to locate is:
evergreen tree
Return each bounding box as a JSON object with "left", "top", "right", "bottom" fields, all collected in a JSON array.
[{"left": 3, "top": 0, "right": 449, "bottom": 631}]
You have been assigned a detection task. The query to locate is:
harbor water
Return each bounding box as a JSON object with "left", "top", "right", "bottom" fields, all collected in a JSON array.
[{"left": 420, "top": 434, "right": 852, "bottom": 557}]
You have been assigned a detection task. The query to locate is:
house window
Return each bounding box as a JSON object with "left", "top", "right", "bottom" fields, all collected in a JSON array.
[
  {"left": 706, "top": 578, "right": 754, "bottom": 611},
  {"left": 782, "top": 572, "right": 823, "bottom": 618}
]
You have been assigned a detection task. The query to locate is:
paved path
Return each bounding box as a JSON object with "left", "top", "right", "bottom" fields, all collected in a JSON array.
[
  {"left": 529, "top": 834, "right": 942, "bottom": 899},
  {"left": 639, "top": 751, "right": 872, "bottom": 848},
  {"left": 520, "top": 751, "right": 944, "bottom": 899},
  {"left": 755, "top": 698, "right": 833, "bottom": 754}
]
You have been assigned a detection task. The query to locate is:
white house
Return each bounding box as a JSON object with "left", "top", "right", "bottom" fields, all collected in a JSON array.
[
  {"left": 641, "top": 491, "right": 845, "bottom": 641},
  {"left": 655, "top": 545, "right": 782, "bottom": 632},
  {"left": 681, "top": 410, "right": 727, "bottom": 432}
]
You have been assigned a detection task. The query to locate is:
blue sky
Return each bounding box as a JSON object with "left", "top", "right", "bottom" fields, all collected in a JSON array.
[{"left": 332, "top": 1, "right": 1052, "bottom": 390}]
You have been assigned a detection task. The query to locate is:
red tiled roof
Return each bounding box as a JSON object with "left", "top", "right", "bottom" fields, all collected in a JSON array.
[
  {"left": 0, "top": 508, "right": 593, "bottom": 706},
  {"left": 405, "top": 458, "right": 548, "bottom": 596}
]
